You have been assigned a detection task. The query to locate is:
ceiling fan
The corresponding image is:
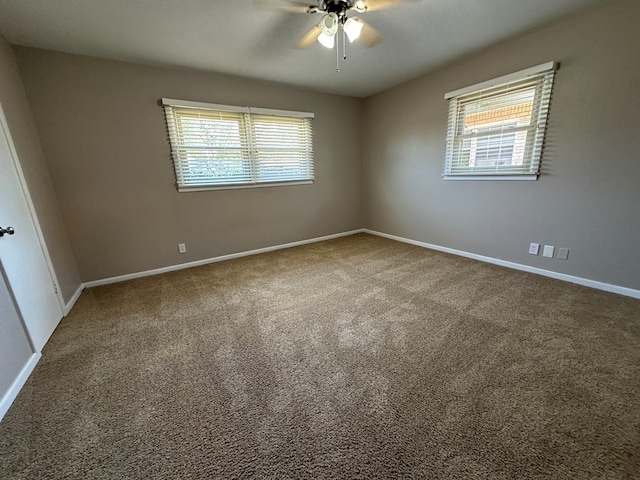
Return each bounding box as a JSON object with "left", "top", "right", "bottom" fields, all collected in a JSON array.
[{"left": 257, "top": 0, "right": 416, "bottom": 70}]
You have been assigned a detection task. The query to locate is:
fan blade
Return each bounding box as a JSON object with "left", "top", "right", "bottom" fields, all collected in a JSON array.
[
  {"left": 296, "top": 24, "right": 322, "bottom": 49},
  {"left": 361, "top": 0, "right": 418, "bottom": 12},
  {"left": 358, "top": 19, "right": 382, "bottom": 47},
  {"left": 254, "top": 0, "right": 316, "bottom": 14}
]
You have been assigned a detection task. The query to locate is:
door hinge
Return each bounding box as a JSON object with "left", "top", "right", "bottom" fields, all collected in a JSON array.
[{"left": 53, "top": 282, "right": 59, "bottom": 294}]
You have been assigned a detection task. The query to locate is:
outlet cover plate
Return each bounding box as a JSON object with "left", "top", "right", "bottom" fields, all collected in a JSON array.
[
  {"left": 543, "top": 245, "right": 555, "bottom": 258},
  {"left": 178, "top": 243, "right": 187, "bottom": 254},
  {"left": 558, "top": 247, "right": 569, "bottom": 260},
  {"left": 529, "top": 243, "right": 540, "bottom": 255}
]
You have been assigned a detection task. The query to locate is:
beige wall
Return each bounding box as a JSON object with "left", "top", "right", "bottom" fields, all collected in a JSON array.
[
  {"left": 362, "top": 0, "right": 640, "bottom": 291},
  {"left": 0, "top": 37, "right": 80, "bottom": 303},
  {"left": 15, "top": 49, "right": 364, "bottom": 282},
  {"left": 11, "top": 0, "right": 640, "bottom": 292}
]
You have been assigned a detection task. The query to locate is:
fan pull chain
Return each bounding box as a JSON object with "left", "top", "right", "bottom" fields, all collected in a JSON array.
[
  {"left": 336, "top": 32, "right": 340, "bottom": 72},
  {"left": 343, "top": 24, "right": 347, "bottom": 60}
]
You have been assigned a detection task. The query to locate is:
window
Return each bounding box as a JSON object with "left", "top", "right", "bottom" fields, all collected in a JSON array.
[
  {"left": 443, "top": 62, "right": 556, "bottom": 180},
  {"left": 162, "top": 99, "right": 314, "bottom": 191}
]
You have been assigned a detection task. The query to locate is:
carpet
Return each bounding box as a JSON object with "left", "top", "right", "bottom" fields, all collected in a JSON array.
[{"left": 1, "top": 233, "right": 639, "bottom": 479}]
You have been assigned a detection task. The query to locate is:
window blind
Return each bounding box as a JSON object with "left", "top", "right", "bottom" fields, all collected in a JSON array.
[
  {"left": 251, "top": 114, "right": 314, "bottom": 184},
  {"left": 163, "top": 99, "right": 314, "bottom": 191},
  {"left": 443, "top": 62, "right": 556, "bottom": 180}
]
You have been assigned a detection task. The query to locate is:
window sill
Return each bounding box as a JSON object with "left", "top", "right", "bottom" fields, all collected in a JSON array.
[
  {"left": 442, "top": 174, "right": 538, "bottom": 181},
  {"left": 177, "top": 180, "right": 314, "bottom": 192}
]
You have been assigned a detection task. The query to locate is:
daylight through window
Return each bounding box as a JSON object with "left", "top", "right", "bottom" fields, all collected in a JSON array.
[
  {"left": 163, "top": 99, "right": 314, "bottom": 191},
  {"left": 443, "top": 62, "right": 556, "bottom": 180}
]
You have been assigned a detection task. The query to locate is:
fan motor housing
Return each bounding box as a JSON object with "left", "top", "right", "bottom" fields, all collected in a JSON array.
[{"left": 324, "top": 0, "right": 351, "bottom": 16}]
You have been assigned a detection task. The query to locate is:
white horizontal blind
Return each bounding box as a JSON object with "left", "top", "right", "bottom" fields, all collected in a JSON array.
[
  {"left": 163, "top": 99, "right": 314, "bottom": 191},
  {"left": 444, "top": 64, "right": 555, "bottom": 179},
  {"left": 251, "top": 113, "right": 314, "bottom": 183},
  {"left": 165, "top": 107, "right": 252, "bottom": 186}
]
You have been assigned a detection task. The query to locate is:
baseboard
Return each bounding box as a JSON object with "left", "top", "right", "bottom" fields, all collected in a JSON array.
[
  {"left": 84, "top": 229, "right": 365, "bottom": 288},
  {"left": 63, "top": 284, "right": 84, "bottom": 316},
  {"left": 0, "top": 352, "right": 41, "bottom": 423},
  {"left": 363, "top": 229, "right": 640, "bottom": 300},
  {"left": 79, "top": 227, "right": 640, "bottom": 298}
]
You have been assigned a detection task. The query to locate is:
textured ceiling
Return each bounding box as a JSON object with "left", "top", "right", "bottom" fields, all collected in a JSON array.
[{"left": 0, "top": 0, "right": 614, "bottom": 97}]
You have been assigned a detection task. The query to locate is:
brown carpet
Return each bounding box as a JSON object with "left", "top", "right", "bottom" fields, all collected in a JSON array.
[{"left": 1, "top": 233, "right": 639, "bottom": 479}]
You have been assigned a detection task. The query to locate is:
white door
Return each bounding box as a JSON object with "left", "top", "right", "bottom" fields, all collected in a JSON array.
[
  {"left": 0, "top": 263, "right": 34, "bottom": 419},
  {"left": 0, "top": 104, "right": 63, "bottom": 352}
]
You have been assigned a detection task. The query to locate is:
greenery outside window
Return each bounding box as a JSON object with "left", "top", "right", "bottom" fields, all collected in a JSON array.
[
  {"left": 443, "top": 62, "right": 556, "bottom": 180},
  {"left": 163, "top": 99, "right": 314, "bottom": 191}
]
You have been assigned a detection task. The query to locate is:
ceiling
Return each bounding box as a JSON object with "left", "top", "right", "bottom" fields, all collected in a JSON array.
[{"left": 0, "top": 0, "right": 614, "bottom": 97}]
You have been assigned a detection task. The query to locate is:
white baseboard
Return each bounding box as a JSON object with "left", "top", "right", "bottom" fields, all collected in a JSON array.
[
  {"left": 84, "top": 229, "right": 365, "bottom": 288},
  {"left": 63, "top": 284, "right": 84, "bottom": 316},
  {"left": 79, "top": 227, "right": 640, "bottom": 299},
  {"left": 0, "top": 352, "right": 41, "bottom": 423},
  {"left": 363, "top": 229, "right": 640, "bottom": 300}
]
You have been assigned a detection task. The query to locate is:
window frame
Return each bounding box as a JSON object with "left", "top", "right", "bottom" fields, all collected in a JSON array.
[
  {"left": 443, "top": 62, "right": 556, "bottom": 181},
  {"left": 162, "top": 98, "right": 315, "bottom": 192}
]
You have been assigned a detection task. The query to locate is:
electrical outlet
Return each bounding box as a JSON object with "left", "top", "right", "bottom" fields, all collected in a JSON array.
[
  {"left": 543, "top": 245, "right": 555, "bottom": 258},
  {"left": 178, "top": 243, "right": 187, "bottom": 254},
  {"left": 529, "top": 243, "right": 540, "bottom": 255},
  {"left": 558, "top": 248, "right": 569, "bottom": 260}
]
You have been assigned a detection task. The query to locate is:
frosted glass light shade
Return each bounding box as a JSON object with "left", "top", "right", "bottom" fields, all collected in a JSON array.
[
  {"left": 318, "top": 32, "right": 335, "bottom": 48},
  {"left": 343, "top": 17, "right": 364, "bottom": 43},
  {"left": 354, "top": 0, "right": 367, "bottom": 12},
  {"left": 320, "top": 13, "right": 339, "bottom": 35},
  {"left": 317, "top": 13, "right": 338, "bottom": 48}
]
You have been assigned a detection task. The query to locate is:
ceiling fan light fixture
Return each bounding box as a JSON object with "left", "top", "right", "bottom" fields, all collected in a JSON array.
[
  {"left": 353, "top": 0, "right": 368, "bottom": 13},
  {"left": 318, "top": 31, "right": 336, "bottom": 49},
  {"left": 317, "top": 12, "right": 338, "bottom": 48},
  {"left": 343, "top": 17, "right": 364, "bottom": 42},
  {"left": 320, "top": 12, "right": 339, "bottom": 36}
]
